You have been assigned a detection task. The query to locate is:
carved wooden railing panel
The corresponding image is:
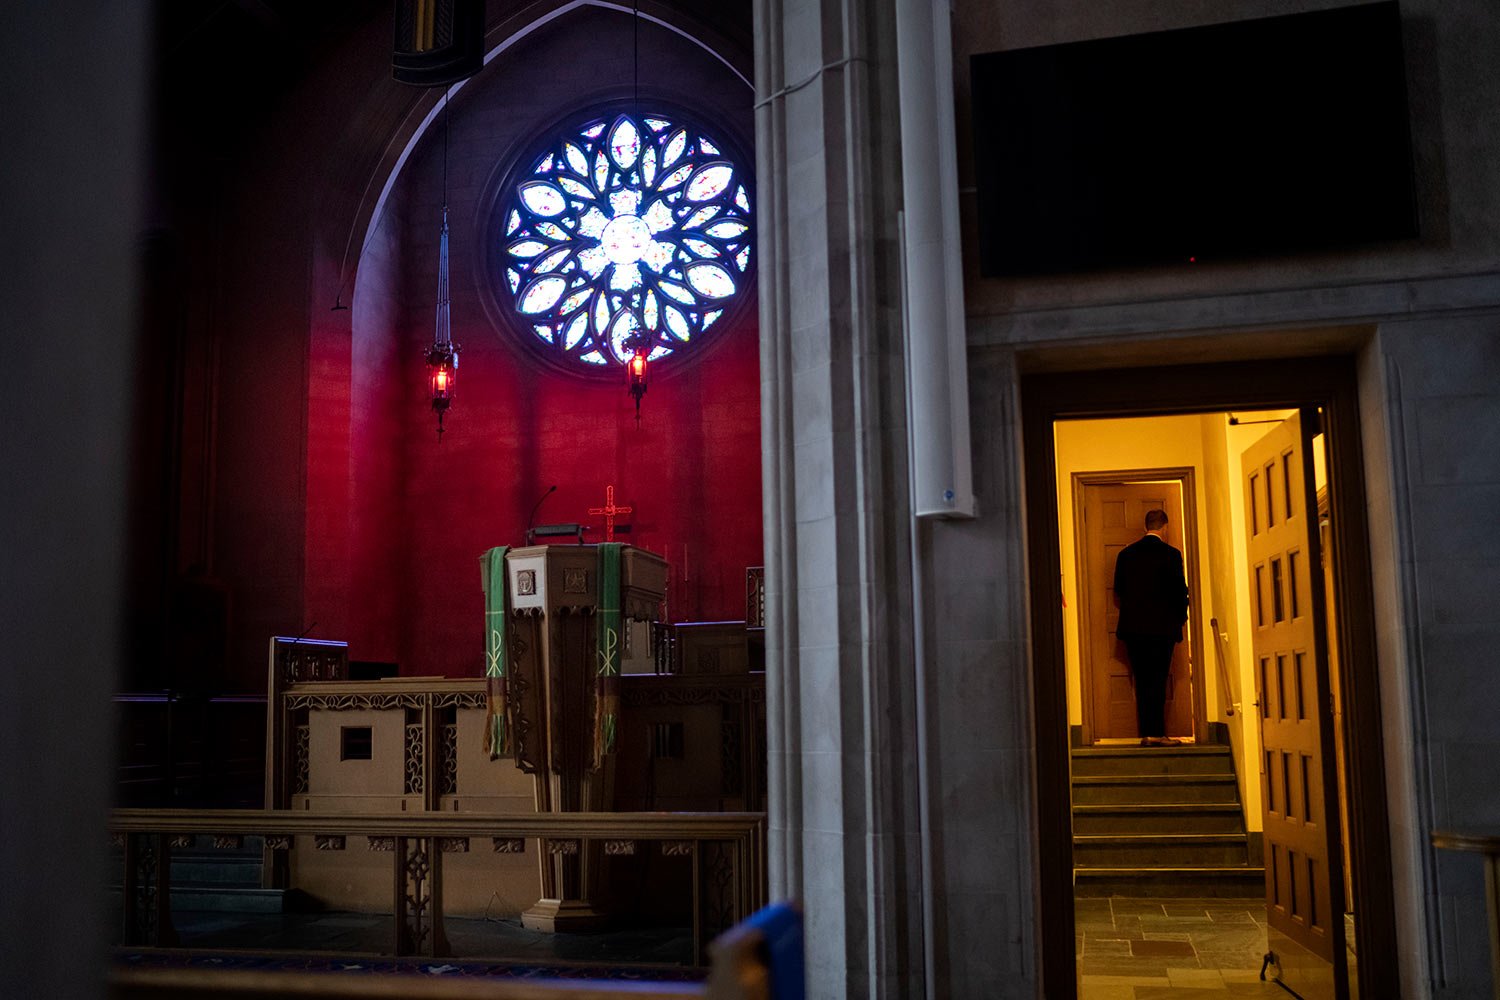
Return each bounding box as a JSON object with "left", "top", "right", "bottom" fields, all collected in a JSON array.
[
  {"left": 745, "top": 567, "right": 765, "bottom": 630},
  {"left": 119, "top": 832, "right": 177, "bottom": 948},
  {"left": 110, "top": 809, "right": 766, "bottom": 964},
  {"left": 651, "top": 621, "right": 681, "bottom": 675}
]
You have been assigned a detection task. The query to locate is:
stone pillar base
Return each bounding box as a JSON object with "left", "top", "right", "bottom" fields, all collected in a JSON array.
[{"left": 520, "top": 898, "right": 608, "bottom": 932}]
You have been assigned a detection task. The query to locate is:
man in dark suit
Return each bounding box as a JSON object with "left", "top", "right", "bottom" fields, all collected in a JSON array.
[{"left": 1112, "top": 508, "right": 1189, "bottom": 746}]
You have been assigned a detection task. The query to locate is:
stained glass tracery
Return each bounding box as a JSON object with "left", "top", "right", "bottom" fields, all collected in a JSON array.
[{"left": 501, "top": 112, "right": 753, "bottom": 369}]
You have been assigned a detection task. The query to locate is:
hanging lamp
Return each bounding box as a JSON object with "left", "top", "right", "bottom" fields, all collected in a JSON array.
[
  {"left": 619, "top": 0, "right": 652, "bottom": 425},
  {"left": 626, "top": 345, "right": 648, "bottom": 423},
  {"left": 425, "top": 92, "right": 460, "bottom": 439}
]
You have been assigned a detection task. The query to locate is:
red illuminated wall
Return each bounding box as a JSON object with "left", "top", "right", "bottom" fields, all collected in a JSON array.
[{"left": 305, "top": 6, "right": 761, "bottom": 677}]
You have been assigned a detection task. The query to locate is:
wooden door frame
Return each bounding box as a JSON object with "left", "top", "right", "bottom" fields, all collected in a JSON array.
[
  {"left": 1021, "top": 356, "right": 1397, "bottom": 999},
  {"left": 1071, "top": 467, "right": 1204, "bottom": 745}
]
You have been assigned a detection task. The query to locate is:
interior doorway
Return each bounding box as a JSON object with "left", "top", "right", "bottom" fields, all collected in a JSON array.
[
  {"left": 1073, "top": 470, "right": 1199, "bottom": 743},
  {"left": 1022, "top": 358, "right": 1397, "bottom": 1000}
]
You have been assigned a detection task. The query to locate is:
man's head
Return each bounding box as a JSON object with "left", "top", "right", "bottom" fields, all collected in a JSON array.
[{"left": 1144, "top": 509, "right": 1169, "bottom": 532}]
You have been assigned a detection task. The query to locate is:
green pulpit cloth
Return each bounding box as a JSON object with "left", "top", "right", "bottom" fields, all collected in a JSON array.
[
  {"left": 481, "top": 546, "right": 510, "bottom": 759},
  {"left": 594, "top": 542, "right": 624, "bottom": 766}
]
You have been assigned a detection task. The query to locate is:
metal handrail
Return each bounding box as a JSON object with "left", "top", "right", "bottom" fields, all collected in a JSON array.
[{"left": 1209, "top": 616, "right": 1239, "bottom": 716}]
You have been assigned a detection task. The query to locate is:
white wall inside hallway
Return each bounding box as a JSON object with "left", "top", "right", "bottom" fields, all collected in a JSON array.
[
  {"left": 1054, "top": 415, "right": 1217, "bottom": 726},
  {"left": 1053, "top": 411, "right": 1320, "bottom": 833}
]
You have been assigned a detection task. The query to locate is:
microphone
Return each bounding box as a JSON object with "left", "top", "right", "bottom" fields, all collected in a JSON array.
[
  {"left": 287, "top": 621, "right": 318, "bottom": 645},
  {"left": 526, "top": 485, "right": 558, "bottom": 536}
]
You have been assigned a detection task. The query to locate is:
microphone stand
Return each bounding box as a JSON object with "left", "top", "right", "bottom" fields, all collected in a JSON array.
[{"left": 525, "top": 485, "right": 557, "bottom": 544}]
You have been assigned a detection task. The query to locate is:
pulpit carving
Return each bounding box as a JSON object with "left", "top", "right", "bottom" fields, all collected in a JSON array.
[
  {"left": 404, "top": 723, "right": 424, "bottom": 796},
  {"left": 508, "top": 615, "right": 540, "bottom": 773},
  {"left": 484, "top": 543, "right": 667, "bottom": 933},
  {"left": 293, "top": 724, "right": 310, "bottom": 795},
  {"left": 439, "top": 723, "right": 458, "bottom": 796},
  {"left": 430, "top": 691, "right": 485, "bottom": 710},
  {"left": 285, "top": 692, "right": 423, "bottom": 711}
]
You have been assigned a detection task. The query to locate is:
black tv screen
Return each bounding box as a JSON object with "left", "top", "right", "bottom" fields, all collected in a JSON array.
[{"left": 971, "top": 2, "right": 1417, "bottom": 276}]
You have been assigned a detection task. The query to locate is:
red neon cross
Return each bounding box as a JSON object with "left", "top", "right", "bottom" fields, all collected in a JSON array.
[{"left": 587, "top": 485, "right": 633, "bottom": 542}]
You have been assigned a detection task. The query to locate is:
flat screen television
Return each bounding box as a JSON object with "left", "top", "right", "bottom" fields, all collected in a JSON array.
[{"left": 971, "top": 2, "right": 1418, "bottom": 276}]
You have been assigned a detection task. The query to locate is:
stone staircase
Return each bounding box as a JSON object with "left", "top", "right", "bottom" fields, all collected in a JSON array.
[
  {"left": 1071, "top": 743, "right": 1264, "bottom": 898},
  {"left": 110, "top": 835, "right": 296, "bottom": 913}
]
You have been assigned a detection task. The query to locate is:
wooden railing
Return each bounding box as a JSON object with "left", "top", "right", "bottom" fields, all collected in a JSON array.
[
  {"left": 110, "top": 809, "right": 766, "bottom": 965},
  {"left": 1431, "top": 829, "right": 1500, "bottom": 1000}
]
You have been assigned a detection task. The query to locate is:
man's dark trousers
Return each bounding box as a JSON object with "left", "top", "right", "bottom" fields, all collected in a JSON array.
[{"left": 1124, "top": 635, "right": 1175, "bottom": 738}]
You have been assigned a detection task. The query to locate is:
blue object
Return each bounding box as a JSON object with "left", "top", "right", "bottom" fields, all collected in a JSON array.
[{"left": 741, "top": 901, "right": 804, "bottom": 1000}]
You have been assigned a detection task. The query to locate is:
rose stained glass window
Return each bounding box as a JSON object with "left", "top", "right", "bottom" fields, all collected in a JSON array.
[{"left": 501, "top": 113, "right": 753, "bottom": 369}]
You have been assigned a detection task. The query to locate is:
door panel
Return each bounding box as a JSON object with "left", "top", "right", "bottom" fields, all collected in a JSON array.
[
  {"left": 1243, "top": 412, "right": 1347, "bottom": 998},
  {"left": 1082, "top": 481, "right": 1192, "bottom": 741}
]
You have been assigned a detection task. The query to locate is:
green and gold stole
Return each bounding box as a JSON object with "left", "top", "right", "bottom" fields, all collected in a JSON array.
[
  {"left": 481, "top": 545, "right": 510, "bottom": 759},
  {"left": 593, "top": 542, "right": 624, "bottom": 765}
]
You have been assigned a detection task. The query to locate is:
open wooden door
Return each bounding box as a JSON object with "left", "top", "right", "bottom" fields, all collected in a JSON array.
[
  {"left": 1080, "top": 478, "right": 1193, "bottom": 742},
  {"left": 1243, "top": 410, "right": 1348, "bottom": 999}
]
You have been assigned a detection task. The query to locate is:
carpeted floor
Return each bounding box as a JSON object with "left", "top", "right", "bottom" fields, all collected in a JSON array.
[
  {"left": 114, "top": 948, "right": 707, "bottom": 982},
  {"left": 114, "top": 909, "right": 705, "bottom": 981}
]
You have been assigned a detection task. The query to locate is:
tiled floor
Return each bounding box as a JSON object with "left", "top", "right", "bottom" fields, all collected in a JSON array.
[{"left": 1076, "top": 897, "right": 1288, "bottom": 998}]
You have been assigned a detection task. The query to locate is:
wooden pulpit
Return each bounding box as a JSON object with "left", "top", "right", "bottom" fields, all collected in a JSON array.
[{"left": 500, "top": 543, "right": 667, "bottom": 931}]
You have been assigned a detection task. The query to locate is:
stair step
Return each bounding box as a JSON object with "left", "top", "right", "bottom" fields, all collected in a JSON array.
[
  {"left": 1074, "top": 866, "right": 1266, "bottom": 899},
  {"left": 1071, "top": 746, "right": 1236, "bottom": 777},
  {"left": 1074, "top": 833, "right": 1250, "bottom": 867},
  {"left": 170, "top": 856, "right": 263, "bottom": 886},
  {"left": 1072, "top": 803, "right": 1246, "bottom": 835},
  {"left": 108, "top": 885, "right": 291, "bottom": 914},
  {"left": 1072, "top": 774, "right": 1240, "bottom": 805}
]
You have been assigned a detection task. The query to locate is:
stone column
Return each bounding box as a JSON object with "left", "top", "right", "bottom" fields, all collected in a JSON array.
[{"left": 754, "top": 0, "right": 927, "bottom": 995}]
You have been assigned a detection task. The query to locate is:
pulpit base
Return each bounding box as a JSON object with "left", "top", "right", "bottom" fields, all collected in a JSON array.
[{"left": 521, "top": 898, "right": 608, "bottom": 933}]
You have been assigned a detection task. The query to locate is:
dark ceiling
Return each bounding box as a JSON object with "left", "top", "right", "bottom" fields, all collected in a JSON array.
[
  {"left": 153, "top": 0, "right": 382, "bottom": 133},
  {"left": 153, "top": 0, "right": 753, "bottom": 141}
]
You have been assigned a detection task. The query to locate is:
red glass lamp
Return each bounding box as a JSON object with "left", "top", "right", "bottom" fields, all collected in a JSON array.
[
  {"left": 426, "top": 339, "right": 459, "bottom": 438},
  {"left": 627, "top": 344, "right": 648, "bottom": 424}
]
